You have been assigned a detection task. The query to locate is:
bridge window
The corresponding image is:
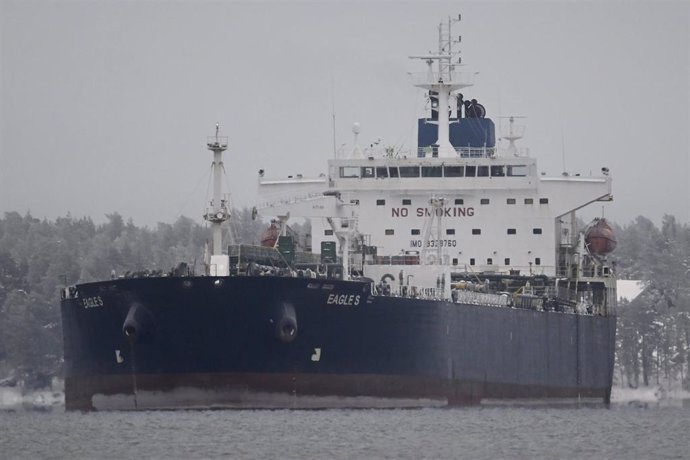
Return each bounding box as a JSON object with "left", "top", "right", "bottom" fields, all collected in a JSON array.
[
  {"left": 539, "top": 198, "right": 549, "bottom": 204},
  {"left": 533, "top": 228, "right": 542, "bottom": 234},
  {"left": 455, "top": 198, "right": 464, "bottom": 205},
  {"left": 507, "top": 198, "right": 516, "bottom": 205},
  {"left": 524, "top": 198, "right": 534, "bottom": 204},
  {"left": 444, "top": 166, "right": 464, "bottom": 177},
  {"left": 361, "top": 167, "right": 375, "bottom": 178},
  {"left": 508, "top": 165, "right": 528, "bottom": 177},
  {"left": 411, "top": 229, "right": 420, "bottom": 235},
  {"left": 376, "top": 167, "right": 388, "bottom": 178},
  {"left": 491, "top": 166, "right": 505, "bottom": 177},
  {"left": 504, "top": 258, "right": 510, "bottom": 265},
  {"left": 446, "top": 229, "right": 455, "bottom": 235},
  {"left": 422, "top": 166, "right": 442, "bottom": 177},
  {"left": 389, "top": 167, "right": 399, "bottom": 178},
  {"left": 376, "top": 199, "right": 385, "bottom": 206},
  {"left": 402, "top": 199, "right": 412, "bottom": 205},
  {"left": 472, "top": 229, "right": 481, "bottom": 235},
  {"left": 507, "top": 228, "right": 516, "bottom": 235},
  {"left": 339, "top": 166, "right": 360, "bottom": 178},
  {"left": 470, "top": 258, "right": 475, "bottom": 265},
  {"left": 385, "top": 229, "right": 394, "bottom": 235},
  {"left": 477, "top": 166, "right": 489, "bottom": 177},
  {"left": 487, "top": 258, "right": 493, "bottom": 265},
  {"left": 535, "top": 257, "right": 541, "bottom": 265},
  {"left": 399, "top": 166, "right": 420, "bottom": 178},
  {"left": 480, "top": 198, "right": 490, "bottom": 205},
  {"left": 465, "top": 166, "right": 477, "bottom": 177}
]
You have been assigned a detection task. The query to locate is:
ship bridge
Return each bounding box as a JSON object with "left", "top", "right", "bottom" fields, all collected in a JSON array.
[{"left": 329, "top": 156, "right": 538, "bottom": 193}]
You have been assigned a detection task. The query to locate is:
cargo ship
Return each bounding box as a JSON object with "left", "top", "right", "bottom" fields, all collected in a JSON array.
[{"left": 60, "top": 16, "right": 617, "bottom": 411}]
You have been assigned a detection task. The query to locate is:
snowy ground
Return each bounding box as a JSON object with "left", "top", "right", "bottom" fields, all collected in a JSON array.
[
  {"left": 0, "top": 386, "right": 64, "bottom": 411},
  {"left": 612, "top": 385, "right": 690, "bottom": 407},
  {"left": 1, "top": 385, "right": 688, "bottom": 411}
]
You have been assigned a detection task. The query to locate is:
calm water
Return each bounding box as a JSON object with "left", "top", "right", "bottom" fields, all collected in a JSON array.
[{"left": 1, "top": 405, "right": 687, "bottom": 459}]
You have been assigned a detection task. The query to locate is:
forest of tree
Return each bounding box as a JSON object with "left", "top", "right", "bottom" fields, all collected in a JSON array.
[
  {"left": 0, "top": 211, "right": 688, "bottom": 392},
  {"left": 613, "top": 215, "right": 690, "bottom": 392},
  {"left": 0, "top": 210, "right": 267, "bottom": 388}
]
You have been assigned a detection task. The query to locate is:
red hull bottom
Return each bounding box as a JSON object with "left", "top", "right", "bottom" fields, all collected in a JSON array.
[{"left": 65, "top": 372, "right": 610, "bottom": 411}]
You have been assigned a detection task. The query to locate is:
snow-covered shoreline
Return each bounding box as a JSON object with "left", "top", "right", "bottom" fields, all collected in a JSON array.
[
  {"left": 611, "top": 385, "right": 690, "bottom": 407},
  {"left": 0, "top": 386, "right": 64, "bottom": 412},
  {"left": 2, "top": 385, "right": 687, "bottom": 411}
]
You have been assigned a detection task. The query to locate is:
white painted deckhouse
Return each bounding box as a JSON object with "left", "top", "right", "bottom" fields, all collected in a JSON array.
[{"left": 256, "top": 15, "right": 614, "bottom": 307}]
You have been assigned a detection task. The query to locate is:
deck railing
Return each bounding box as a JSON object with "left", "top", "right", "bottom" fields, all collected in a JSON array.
[{"left": 416, "top": 146, "right": 495, "bottom": 158}]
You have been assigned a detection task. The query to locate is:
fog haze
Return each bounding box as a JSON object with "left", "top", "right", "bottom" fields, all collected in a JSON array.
[{"left": 1, "top": 1, "right": 688, "bottom": 227}]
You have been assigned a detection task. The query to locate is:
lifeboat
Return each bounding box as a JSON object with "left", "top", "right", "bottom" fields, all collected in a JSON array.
[
  {"left": 585, "top": 218, "right": 617, "bottom": 255},
  {"left": 260, "top": 220, "right": 280, "bottom": 247}
]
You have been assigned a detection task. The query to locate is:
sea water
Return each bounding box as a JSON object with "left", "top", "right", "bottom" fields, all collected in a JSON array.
[{"left": 1, "top": 405, "right": 687, "bottom": 459}]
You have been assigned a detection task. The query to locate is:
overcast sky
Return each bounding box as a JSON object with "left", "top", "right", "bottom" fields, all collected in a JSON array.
[{"left": 1, "top": 0, "right": 688, "bottom": 228}]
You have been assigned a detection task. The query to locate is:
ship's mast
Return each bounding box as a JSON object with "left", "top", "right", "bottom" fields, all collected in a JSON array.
[
  {"left": 499, "top": 116, "right": 526, "bottom": 156},
  {"left": 410, "top": 14, "right": 472, "bottom": 158},
  {"left": 204, "top": 124, "right": 230, "bottom": 257}
]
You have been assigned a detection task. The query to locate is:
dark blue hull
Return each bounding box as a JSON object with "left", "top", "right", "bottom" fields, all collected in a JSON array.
[{"left": 61, "top": 276, "right": 616, "bottom": 410}]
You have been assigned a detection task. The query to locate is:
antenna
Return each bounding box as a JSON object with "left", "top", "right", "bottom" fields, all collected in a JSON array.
[
  {"left": 331, "top": 76, "right": 336, "bottom": 159},
  {"left": 409, "top": 15, "right": 473, "bottom": 158},
  {"left": 561, "top": 128, "right": 567, "bottom": 172},
  {"left": 498, "top": 116, "right": 526, "bottom": 156},
  {"left": 351, "top": 122, "right": 363, "bottom": 159}
]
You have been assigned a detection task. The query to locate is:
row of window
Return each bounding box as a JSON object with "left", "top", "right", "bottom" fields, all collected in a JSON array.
[
  {"left": 340, "top": 164, "right": 529, "bottom": 179},
  {"left": 388, "top": 228, "right": 543, "bottom": 236},
  {"left": 376, "top": 198, "right": 549, "bottom": 206},
  {"left": 457, "top": 257, "right": 542, "bottom": 266},
  {"left": 324, "top": 228, "right": 543, "bottom": 236}
]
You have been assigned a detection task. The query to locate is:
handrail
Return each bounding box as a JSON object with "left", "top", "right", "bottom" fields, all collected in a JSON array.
[
  {"left": 417, "top": 146, "right": 495, "bottom": 158},
  {"left": 254, "top": 191, "right": 324, "bottom": 210}
]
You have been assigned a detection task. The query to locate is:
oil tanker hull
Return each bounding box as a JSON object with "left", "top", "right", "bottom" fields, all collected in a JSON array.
[{"left": 61, "top": 276, "right": 616, "bottom": 411}]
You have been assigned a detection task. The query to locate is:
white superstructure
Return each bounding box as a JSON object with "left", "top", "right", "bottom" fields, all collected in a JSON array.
[
  {"left": 258, "top": 144, "right": 612, "bottom": 269},
  {"left": 254, "top": 16, "right": 615, "bottom": 310}
]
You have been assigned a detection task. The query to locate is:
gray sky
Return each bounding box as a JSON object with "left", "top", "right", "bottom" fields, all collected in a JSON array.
[{"left": 1, "top": 0, "right": 688, "bottom": 227}]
